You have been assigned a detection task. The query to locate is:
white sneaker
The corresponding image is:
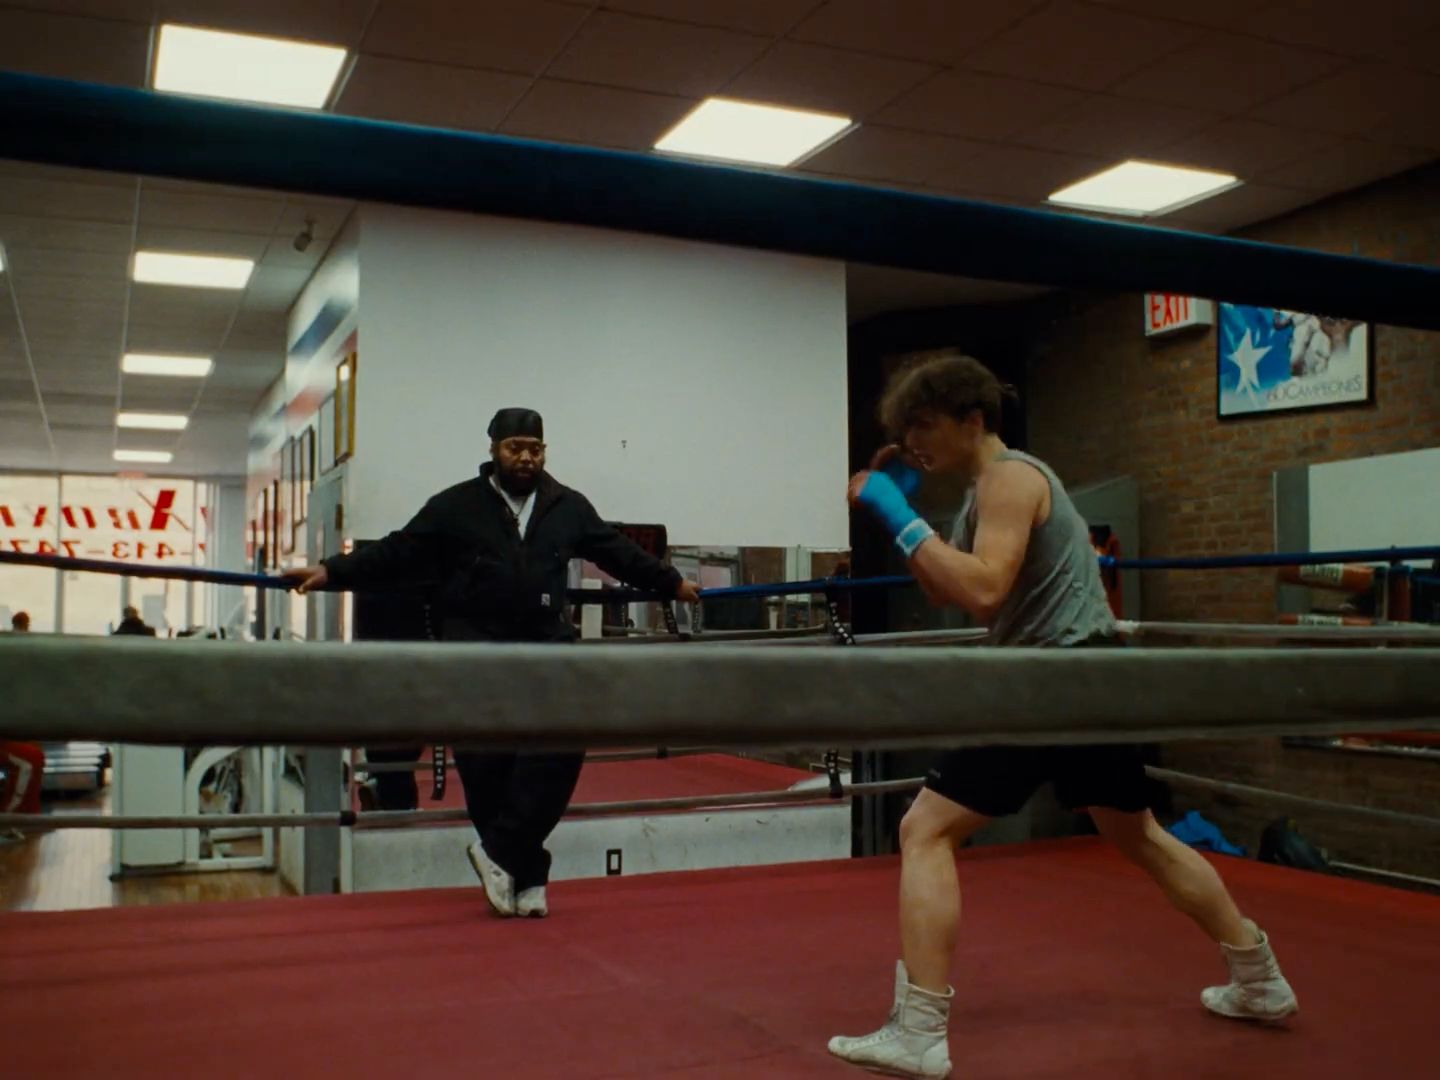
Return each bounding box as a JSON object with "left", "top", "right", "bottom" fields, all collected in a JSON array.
[
  {"left": 516, "top": 886, "right": 548, "bottom": 918},
  {"left": 1201, "top": 919, "right": 1298, "bottom": 1023},
  {"left": 466, "top": 841, "right": 515, "bottom": 917},
  {"left": 828, "top": 961, "right": 953, "bottom": 1079}
]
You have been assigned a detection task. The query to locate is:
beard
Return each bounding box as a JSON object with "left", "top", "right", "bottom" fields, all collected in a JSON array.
[{"left": 495, "top": 463, "right": 538, "bottom": 496}]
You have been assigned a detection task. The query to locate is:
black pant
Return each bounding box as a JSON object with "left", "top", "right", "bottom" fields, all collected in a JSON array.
[
  {"left": 453, "top": 748, "right": 584, "bottom": 891},
  {"left": 364, "top": 746, "right": 422, "bottom": 811},
  {"left": 443, "top": 613, "right": 582, "bottom": 892}
]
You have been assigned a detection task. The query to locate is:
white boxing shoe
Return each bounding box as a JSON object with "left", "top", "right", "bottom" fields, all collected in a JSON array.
[
  {"left": 1201, "top": 920, "right": 1298, "bottom": 1023},
  {"left": 516, "top": 885, "right": 548, "bottom": 918},
  {"left": 828, "top": 961, "right": 953, "bottom": 1079},
  {"left": 466, "top": 841, "right": 515, "bottom": 917}
]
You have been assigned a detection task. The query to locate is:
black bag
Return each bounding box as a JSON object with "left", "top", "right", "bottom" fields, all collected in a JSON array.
[{"left": 1258, "top": 818, "right": 1330, "bottom": 872}]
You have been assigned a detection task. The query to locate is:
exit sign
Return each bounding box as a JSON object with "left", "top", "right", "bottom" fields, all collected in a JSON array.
[{"left": 1145, "top": 294, "right": 1214, "bottom": 337}]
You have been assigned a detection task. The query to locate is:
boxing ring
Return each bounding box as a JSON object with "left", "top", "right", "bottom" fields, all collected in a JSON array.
[
  {"left": 3, "top": 70, "right": 1440, "bottom": 1079},
  {"left": 4, "top": 584, "right": 1440, "bottom": 1077},
  {"left": 5, "top": 841, "right": 1438, "bottom": 1078}
]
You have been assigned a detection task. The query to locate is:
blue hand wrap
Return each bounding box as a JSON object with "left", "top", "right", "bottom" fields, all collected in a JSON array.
[
  {"left": 858, "top": 472, "right": 934, "bottom": 558},
  {"left": 880, "top": 457, "right": 922, "bottom": 498}
]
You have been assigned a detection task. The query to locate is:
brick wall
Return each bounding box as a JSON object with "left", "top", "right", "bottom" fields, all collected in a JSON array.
[
  {"left": 1027, "top": 163, "right": 1440, "bottom": 622},
  {"left": 1022, "top": 161, "right": 1440, "bottom": 879}
]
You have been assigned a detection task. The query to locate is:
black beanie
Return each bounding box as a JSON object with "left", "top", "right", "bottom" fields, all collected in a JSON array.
[{"left": 487, "top": 408, "right": 543, "bottom": 441}]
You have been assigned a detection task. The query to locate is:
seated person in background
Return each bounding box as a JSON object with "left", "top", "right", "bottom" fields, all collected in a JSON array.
[
  {"left": 113, "top": 606, "right": 156, "bottom": 636},
  {"left": 9, "top": 611, "right": 30, "bottom": 633}
]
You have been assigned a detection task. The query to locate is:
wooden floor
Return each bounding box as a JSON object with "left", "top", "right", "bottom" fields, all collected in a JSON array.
[{"left": 0, "top": 785, "right": 290, "bottom": 913}]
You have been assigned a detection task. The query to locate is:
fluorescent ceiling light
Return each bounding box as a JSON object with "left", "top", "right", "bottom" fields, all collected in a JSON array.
[
  {"left": 114, "top": 449, "right": 174, "bottom": 464},
  {"left": 154, "top": 24, "right": 347, "bottom": 109},
  {"left": 118, "top": 412, "right": 189, "bottom": 431},
  {"left": 122, "top": 353, "right": 214, "bottom": 378},
  {"left": 1047, "top": 161, "right": 1239, "bottom": 217},
  {"left": 655, "top": 98, "right": 853, "bottom": 167},
  {"left": 133, "top": 251, "right": 254, "bottom": 290}
]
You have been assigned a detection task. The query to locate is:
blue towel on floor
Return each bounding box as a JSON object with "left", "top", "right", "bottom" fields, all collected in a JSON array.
[{"left": 1166, "top": 810, "right": 1246, "bottom": 856}]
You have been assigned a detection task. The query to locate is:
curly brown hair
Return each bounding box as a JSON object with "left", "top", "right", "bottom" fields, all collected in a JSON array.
[{"left": 878, "top": 353, "right": 1018, "bottom": 437}]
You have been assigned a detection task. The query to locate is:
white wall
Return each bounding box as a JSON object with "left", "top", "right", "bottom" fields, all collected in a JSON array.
[
  {"left": 350, "top": 206, "right": 849, "bottom": 547},
  {"left": 1308, "top": 446, "right": 1440, "bottom": 556},
  {"left": 247, "top": 216, "right": 360, "bottom": 477}
]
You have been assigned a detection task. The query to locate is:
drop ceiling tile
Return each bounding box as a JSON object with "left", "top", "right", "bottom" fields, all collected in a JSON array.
[
  {"left": 1159, "top": 119, "right": 1338, "bottom": 178},
  {"left": 11, "top": 275, "right": 129, "bottom": 311},
  {"left": 242, "top": 266, "right": 314, "bottom": 313},
  {"left": 1245, "top": 0, "right": 1440, "bottom": 60},
  {"left": 7, "top": 2, "right": 157, "bottom": 21},
  {"left": 133, "top": 227, "right": 271, "bottom": 261},
  {"left": 1260, "top": 139, "right": 1433, "bottom": 193},
  {"left": 1250, "top": 64, "right": 1440, "bottom": 137},
  {"left": 875, "top": 70, "right": 1086, "bottom": 140},
  {"left": 274, "top": 201, "right": 355, "bottom": 248},
  {"left": 1112, "top": 33, "right": 1350, "bottom": 114},
  {"left": 600, "top": 0, "right": 820, "bottom": 35},
  {"left": 210, "top": 354, "right": 284, "bottom": 386},
  {"left": 1017, "top": 95, "right": 1219, "bottom": 159},
  {"left": 337, "top": 54, "right": 532, "bottom": 130},
  {"left": 156, "top": 0, "right": 375, "bottom": 47},
  {"left": 791, "top": 0, "right": 1046, "bottom": 66},
  {"left": 45, "top": 400, "right": 123, "bottom": 429},
  {"left": 139, "top": 190, "right": 287, "bottom": 235},
  {"left": 117, "top": 383, "right": 203, "bottom": 411},
  {"left": 362, "top": 0, "right": 589, "bottom": 76},
  {"left": 11, "top": 294, "right": 126, "bottom": 326},
  {"left": 259, "top": 238, "right": 327, "bottom": 272},
  {"left": 0, "top": 8, "right": 150, "bottom": 87},
  {"left": 142, "top": 177, "right": 293, "bottom": 201},
  {"left": 803, "top": 126, "right": 964, "bottom": 186},
  {"left": 1165, "top": 182, "right": 1318, "bottom": 231},
  {"left": 962, "top": 1, "right": 1203, "bottom": 91},
  {"left": 722, "top": 41, "right": 934, "bottom": 118},
  {"left": 547, "top": 11, "right": 768, "bottom": 96},
  {"left": 1372, "top": 26, "right": 1440, "bottom": 75},
  {"left": 1084, "top": 0, "right": 1289, "bottom": 29},
  {"left": 0, "top": 177, "right": 137, "bottom": 225},
  {"left": 0, "top": 217, "right": 133, "bottom": 254},
  {"left": 0, "top": 161, "right": 137, "bottom": 189},
  {"left": 926, "top": 142, "right": 1104, "bottom": 201},
  {"left": 127, "top": 287, "right": 240, "bottom": 338},
  {"left": 501, "top": 79, "right": 695, "bottom": 151},
  {"left": 123, "top": 324, "right": 236, "bottom": 357},
  {"left": 2, "top": 247, "right": 132, "bottom": 282},
  {"left": 1367, "top": 110, "right": 1440, "bottom": 152}
]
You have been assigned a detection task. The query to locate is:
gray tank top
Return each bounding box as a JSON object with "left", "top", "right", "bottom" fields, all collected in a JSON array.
[{"left": 950, "top": 449, "right": 1116, "bottom": 646}]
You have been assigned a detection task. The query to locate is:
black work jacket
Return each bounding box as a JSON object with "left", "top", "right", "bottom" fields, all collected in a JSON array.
[{"left": 322, "top": 464, "right": 680, "bottom": 641}]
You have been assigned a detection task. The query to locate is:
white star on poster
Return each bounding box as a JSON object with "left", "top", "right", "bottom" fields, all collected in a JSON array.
[{"left": 1226, "top": 330, "right": 1271, "bottom": 407}]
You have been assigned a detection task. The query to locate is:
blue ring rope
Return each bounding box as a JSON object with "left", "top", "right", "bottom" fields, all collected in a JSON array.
[
  {"left": 3, "top": 71, "right": 1440, "bottom": 330},
  {"left": 1, "top": 546, "right": 1434, "bottom": 606}
]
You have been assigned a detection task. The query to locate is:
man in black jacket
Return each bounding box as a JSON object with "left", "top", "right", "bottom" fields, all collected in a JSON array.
[{"left": 286, "top": 407, "right": 698, "bottom": 917}]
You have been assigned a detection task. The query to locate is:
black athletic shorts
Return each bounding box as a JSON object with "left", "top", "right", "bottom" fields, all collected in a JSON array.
[{"left": 923, "top": 635, "right": 1150, "bottom": 818}]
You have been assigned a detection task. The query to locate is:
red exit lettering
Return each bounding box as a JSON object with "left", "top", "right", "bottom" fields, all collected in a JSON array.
[{"left": 1148, "top": 294, "right": 1190, "bottom": 331}]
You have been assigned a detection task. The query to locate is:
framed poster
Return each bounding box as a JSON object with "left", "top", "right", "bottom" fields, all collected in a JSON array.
[
  {"left": 269, "top": 480, "right": 280, "bottom": 570},
  {"left": 1218, "top": 303, "right": 1372, "bottom": 419},
  {"left": 334, "top": 352, "right": 356, "bottom": 464},
  {"left": 280, "top": 438, "right": 296, "bottom": 556},
  {"left": 317, "top": 394, "right": 336, "bottom": 475},
  {"left": 297, "top": 426, "right": 316, "bottom": 526},
  {"left": 259, "top": 486, "right": 271, "bottom": 572}
]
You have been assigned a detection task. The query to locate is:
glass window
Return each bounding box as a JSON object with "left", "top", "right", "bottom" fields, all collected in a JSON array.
[
  {"left": 0, "top": 474, "right": 60, "bottom": 633},
  {"left": 59, "top": 475, "right": 202, "bottom": 636}
]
